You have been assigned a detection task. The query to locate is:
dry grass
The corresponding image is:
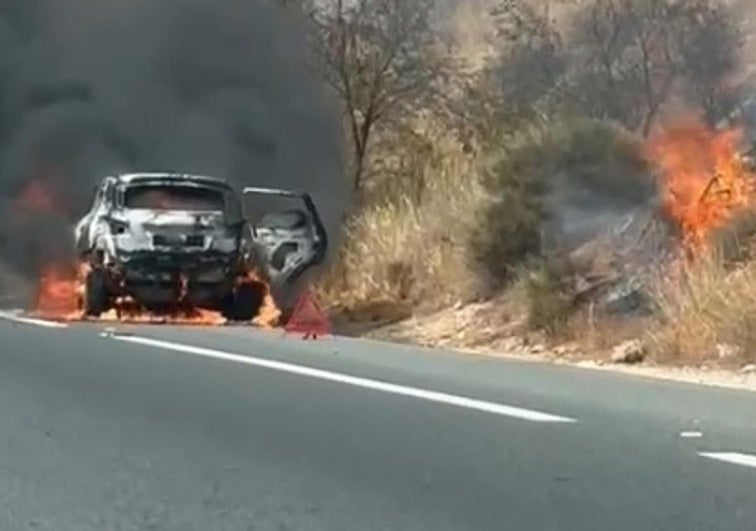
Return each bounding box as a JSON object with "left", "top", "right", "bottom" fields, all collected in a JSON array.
[
  {"left": 649, "top": 251, "right": 756, "bottom": 365},
  {"left": 319, "top": 116, "right": 650, "bottom": 332},
  {"left": 316, "top": 112, "right": 487, "bottom": 317},
  {"left": 560, "top": 309, "right": 655, "bottom": 356},
  {"left": 520, "top": 261, "right": 576, "bottom": 336}
]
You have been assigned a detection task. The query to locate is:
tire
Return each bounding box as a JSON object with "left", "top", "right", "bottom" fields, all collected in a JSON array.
[
  {"left": 229, "top": 282, "right": 265, "bottom": 321},
  {"left": 84, "top": 268, "right": 110, "bottom": 317}
]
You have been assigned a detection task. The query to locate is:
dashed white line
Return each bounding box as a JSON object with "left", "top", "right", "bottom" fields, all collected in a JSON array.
[
  {"left": 0, "top": 310, "right": 68, "bottom": 329},
  {"left": 699, "top": 452, "right": 756, "bottom": 469},
  {"left": 109, "top": 334, "right": 577, "bottom": 424}
]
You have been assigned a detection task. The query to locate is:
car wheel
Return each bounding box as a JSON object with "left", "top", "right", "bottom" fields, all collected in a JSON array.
[
  {"left": 84, "top": 268, "right": 110, "bottom": 317},
  {"left": 231, "top": 282, "right": 265, "bottom": 321}
]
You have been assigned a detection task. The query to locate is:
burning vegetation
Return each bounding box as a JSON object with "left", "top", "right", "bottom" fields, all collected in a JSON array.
[{"left": 646, "top": 118, "right": 756, "bottom": 253}]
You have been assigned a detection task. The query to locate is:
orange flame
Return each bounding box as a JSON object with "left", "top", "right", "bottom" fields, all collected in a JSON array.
[
  {"left": 33, "top": 263, "right": 281, "bottom": 328},
  {"left": 646, "top": 118, "right": 756, "bottom": 252},
  {"left": 34, "top": 263, "right": 88, "bottom": 320},
  {"left": 96, "top": 298, "right": 228, "bottom": 326},
  {"left": 239, "top": 270, "right": 282, "bottom": 329},
  {"left": 254, "top": 293, "right": 282, "bottom": 329}
]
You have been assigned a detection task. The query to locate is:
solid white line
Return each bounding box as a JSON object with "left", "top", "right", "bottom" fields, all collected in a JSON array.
[
  {"left": 0, "top": 311, "right": 68, "bottom": 329},
  {"left": 699, "top": 452, "right": 756, "bottom": 469},
  {"left": 110, "top": 335, "right": 576, "bottom": 424}
]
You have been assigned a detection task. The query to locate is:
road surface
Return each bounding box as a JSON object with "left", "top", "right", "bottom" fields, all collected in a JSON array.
[{"left": 0, "top": 310, "right": 755, "bottom": 530}]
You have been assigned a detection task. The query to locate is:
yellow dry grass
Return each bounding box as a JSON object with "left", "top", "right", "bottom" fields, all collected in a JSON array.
[
  {"left": 317, "top": 112, "right": 486, "bottom": 315},
  {"left": 649, "top": 251, "right": 756, "bottom": 364}
]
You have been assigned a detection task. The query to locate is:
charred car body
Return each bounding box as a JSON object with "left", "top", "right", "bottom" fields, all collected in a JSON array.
[{"left": 74, "top": 173, "right": 327, "bottom": 320}]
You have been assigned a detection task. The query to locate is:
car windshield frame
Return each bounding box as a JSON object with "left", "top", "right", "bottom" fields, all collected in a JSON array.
[{"left": 121, "top": 183, "right": 226, "bottom": 212}]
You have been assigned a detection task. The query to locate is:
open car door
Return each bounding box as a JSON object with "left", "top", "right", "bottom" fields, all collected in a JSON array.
[{"left": 242, "top": 187, "right": 328, "bottom": 309}]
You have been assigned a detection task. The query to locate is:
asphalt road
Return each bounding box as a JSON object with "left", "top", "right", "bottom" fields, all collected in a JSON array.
[{"left": 0, "top": 311, "right": 755, "bottom": 530}]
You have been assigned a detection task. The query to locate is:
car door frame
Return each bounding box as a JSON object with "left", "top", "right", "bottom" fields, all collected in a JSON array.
[
  {"left": 75, "top": 177, "right": 116, "bottom": 256},
  {"left": 242, "top": 187, "right": 328, "bottom": 288}
]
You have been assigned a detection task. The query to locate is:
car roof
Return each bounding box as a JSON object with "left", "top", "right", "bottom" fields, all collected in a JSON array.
[{"left": 115, "top": 173, "right": 233, "bottom": 189}]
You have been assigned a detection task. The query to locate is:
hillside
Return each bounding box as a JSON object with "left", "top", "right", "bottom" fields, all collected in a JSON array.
[{"left": 309, "top": 0, "right": 756, "bottom": 374}]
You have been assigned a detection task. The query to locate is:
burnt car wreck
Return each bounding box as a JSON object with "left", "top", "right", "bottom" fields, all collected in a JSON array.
[{"left": 73, "top": 173, "right": 327, "bottom": 320}]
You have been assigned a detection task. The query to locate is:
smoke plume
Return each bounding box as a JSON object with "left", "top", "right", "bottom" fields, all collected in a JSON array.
[{"left": 0, "top": 0, "right": 346, "bottom": 289}]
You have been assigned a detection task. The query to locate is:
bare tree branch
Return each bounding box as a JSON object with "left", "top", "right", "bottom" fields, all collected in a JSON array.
[{"left": 309, "top": 0, "right": 441, "bottom": 191}]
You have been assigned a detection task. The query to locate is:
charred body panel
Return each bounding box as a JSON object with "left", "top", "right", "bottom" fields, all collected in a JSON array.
[
  {"left": 243, "top": 187, "right": 327, "bottom": 315},
  {"left": 74, "top": 174, "right": 327, "bottom": 319}
]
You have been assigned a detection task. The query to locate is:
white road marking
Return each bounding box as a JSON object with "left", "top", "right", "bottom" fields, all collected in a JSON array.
[
  {"left": 0, "top": 310, "right": 68, "bottom": 329},
  {"left": 699, "top": 452, "right": 756, "bottom": 469},
  {"left": 110, "top": 335, "right": 577, "bottom": 424},
  {"left": 679, "top": 431, "right": 704, "bottom": 439}
]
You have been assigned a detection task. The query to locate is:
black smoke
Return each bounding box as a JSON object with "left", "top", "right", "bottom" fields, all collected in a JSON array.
[{"left": 0, "top": 0, "right": 346, "bottom": 288}]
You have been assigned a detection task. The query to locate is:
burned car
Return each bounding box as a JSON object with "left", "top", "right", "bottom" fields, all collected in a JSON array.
[{"left": 73, "top": 173, "right": 327, "bottom": 320}]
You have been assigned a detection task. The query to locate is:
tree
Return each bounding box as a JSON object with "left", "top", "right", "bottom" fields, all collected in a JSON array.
[
  {"left": 568, "top": 0, "right": 743, "bottom": 136},
  {"left": 490, "top": 2, "right": 566, "bottom": 123},
  {"left": 625, "top": 0, "right": 678, "bottom": 136},
  {"left": 309, "top": 0, "right": 441, "bottom": 191},
  {"left": 570, "top": 0, "right": 640, "bottom": 124},
  {"left": 672, "top": 0, "right": 742, "bottom": 126}
]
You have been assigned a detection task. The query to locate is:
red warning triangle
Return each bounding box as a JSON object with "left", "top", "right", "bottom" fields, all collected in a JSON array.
[{"left": 284, "top": 290, "right": 331, "bottom": 339}]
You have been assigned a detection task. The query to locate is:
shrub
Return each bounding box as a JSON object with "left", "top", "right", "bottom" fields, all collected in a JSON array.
[
  {"left": 470, "top": 118, "right": 652, "bottom": 286},
  {"left": 320, "top": 115, "right": 653, "bottom": 325}
]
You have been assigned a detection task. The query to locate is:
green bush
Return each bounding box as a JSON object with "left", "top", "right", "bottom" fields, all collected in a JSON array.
[
  {"left": 470, "top": 118, "right": 652, "bottom": 286},
  {"left": 550, "top": 118, "right": 653, "bottom": 201}
]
